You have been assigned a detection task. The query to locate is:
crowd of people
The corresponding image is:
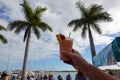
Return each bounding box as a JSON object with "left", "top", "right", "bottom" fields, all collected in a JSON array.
[
  {"left": 0, "top": 71, "right": 89, "bottom": 80},
  {"left": 0, "top": 72, "right": 71, "bottom": 80},
  {"left": 0, "top": 69, "right": 115, "bottom": 80}
]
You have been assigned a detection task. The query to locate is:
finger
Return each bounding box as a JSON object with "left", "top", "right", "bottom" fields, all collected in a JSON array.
[
  {"left": 61, "top": 51, "right": 73, "bottom": 57},
  {"left": 72, "top": 49, "right": 79, "bottom": 54},
  {"left": 63, "top": 61, "right": 73, "bottom": 65},
  {"left": 72, "top": 49, "right": 81, "bottom": 56}
]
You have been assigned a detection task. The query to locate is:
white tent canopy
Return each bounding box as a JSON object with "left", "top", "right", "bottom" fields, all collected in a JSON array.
[{"left": 26, "top": 71, "right": 34, "bottom": 76}]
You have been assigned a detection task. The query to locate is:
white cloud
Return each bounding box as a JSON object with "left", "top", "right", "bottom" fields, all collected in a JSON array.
[
  {"left": 0, "top": 0, "right": 24, "bottom": 20},
  {"left": 0, "top": 19, "right": 8, "bottom": 27},
  {"left": 0, "top": 0, "right": 120, "bottom": 70}
]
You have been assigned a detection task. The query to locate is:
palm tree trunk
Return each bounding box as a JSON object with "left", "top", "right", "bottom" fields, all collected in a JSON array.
[
  {"left": 21, "top": 31, "right": 31, "bottom": 80},
  {"left": 88, "top": 25, "right": 96, "bottom": 64}
]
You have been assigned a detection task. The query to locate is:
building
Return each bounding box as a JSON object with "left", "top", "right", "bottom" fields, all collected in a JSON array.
[{"left": 93, "top": 37, "right": 120, "bottom": 67}]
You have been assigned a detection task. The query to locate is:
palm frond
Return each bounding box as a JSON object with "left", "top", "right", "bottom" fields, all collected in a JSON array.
[
  {"left": 76, "top": 1, "right": 85, "bottom": 11},
  {"left": 68, "top": 19, "right": 81, "bottom": 27},
  {"left": 0, "top": 25, "right": 7, "bottom": 31},
  {"left": 81, "top": 24, "right": 87, "bottom": 38},
  {"left": 92, "top": 12, "right": 113, "bottom": 22},
  {"left": 89, "top": 4, "right": 103, "bottom": 15},
  {"left": 8, "top": 20, "right": 27, "bottom": 31},
  {"left": 73, "top": 20, "right": 84, "bottom": 31},
  {"left": 23, "top": 26, "right": 31, "bottom": 42},
  {"left": 68, "top": 18, "right": 86, "bottom": 31},
  {"left": 20, "top": 0, "right": 33, "bottom": 21},
  {"left": 38, "top": 22, "right": 53, "bottom": 32},
  {"left": 91, "top": 23, "right": 102, "bottom": 34},
  {"left": 34, "top": 7, "right": 47, "bottom": 17},
  {"left": 0, "top": 34, "right": 7, "bottom": 44},
  {"left": 73, "top": 26, "right": 80, "bottom": 31},
  {"left": 32, "top": 7, "right": 47, "bottom": 24},
  {"left": 14, "top": 22, "right": 28, "bottom": 34},
  {"left": 76, "top": 1, "right": 88, "bottom": 18},
  {"left": 33, "top": 27, "right": 40, "bottom": 39}
]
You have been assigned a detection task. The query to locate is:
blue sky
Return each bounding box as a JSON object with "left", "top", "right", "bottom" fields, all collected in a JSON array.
[{"left": 0, "top": 0, "right": 120, "bottom": 71}]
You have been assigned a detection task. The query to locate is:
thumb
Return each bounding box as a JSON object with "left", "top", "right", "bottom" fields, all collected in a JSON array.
[{"left": 61, "top": 51, "right": 73, "bottom": 58}]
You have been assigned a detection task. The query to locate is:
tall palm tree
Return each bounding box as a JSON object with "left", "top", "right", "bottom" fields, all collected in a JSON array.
[
  {"left": 0, "top": 25, "right": 7, "bottom": 44},
  {"left": 68, "top": 1, "right": 112, "bottom": 63},
  {"left": 7, "top": 0, "right": 52, "bottom": 80}
]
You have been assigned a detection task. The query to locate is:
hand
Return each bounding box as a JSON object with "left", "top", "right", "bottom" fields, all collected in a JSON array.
[{"left": 62, "top": 49, "right": 83, "bottom": 71}]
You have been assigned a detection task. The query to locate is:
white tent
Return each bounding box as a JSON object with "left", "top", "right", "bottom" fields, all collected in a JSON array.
[{"left": 26, "top": 71, "right": 34, "bottom": 76}]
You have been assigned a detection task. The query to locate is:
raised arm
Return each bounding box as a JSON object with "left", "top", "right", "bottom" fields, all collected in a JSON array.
[{"left": 62, "top": 49, "right": 118, "bottom": 80}]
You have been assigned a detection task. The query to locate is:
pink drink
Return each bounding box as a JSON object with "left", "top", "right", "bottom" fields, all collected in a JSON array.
[{"left": 60, "top": 38, "right": 73, "bottom": 61}]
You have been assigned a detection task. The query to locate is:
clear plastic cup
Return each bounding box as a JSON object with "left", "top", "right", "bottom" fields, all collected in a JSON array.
[{"left": 59, "top": 37, "right": 73, "bottom": 61}]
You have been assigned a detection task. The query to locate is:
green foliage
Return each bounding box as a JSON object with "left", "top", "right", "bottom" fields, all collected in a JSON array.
[
  {"left": 8, "top": 0, "right": 52, "bottom": 42},
  {"left": 0, "top": 25, "right": 7, "bottom": 44},
  {"left": 0, "top": 25, "right": 7, "bottom": 31},
  {"left": 68, "top": 1, "right": 113, "bottom": 38}
]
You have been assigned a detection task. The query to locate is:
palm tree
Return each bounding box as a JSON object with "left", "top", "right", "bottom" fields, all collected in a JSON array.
[
  {"left": 0, "top": 25, "right": 7, "bottom": 44},
  {"left": 68, "top": 1, "right": 112, "bottom": 63},
  {"left": 7, "top": 0, "right": 52, "bottom": 80}
]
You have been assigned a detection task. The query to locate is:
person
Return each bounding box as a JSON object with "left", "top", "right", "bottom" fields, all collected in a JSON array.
[
  {"left": 16, "top": 74, "right": 21, "bottom": 80},
  {"left": 105, "top": 69, "right": 113, "bottom": 76},
  {"left": 26, "top": 75, "right": 30, "bottom": 80},
  {"left": 48, "top": 74, "right": 54, "bottom": 80},
  {"left": 12, "top": 75, "right": 16, "bottom": 80},
  {"left": 66, "top": 73, "right": 71, "bottom": 80},
  {"left": 43, "top": 74, "right": 48, "bottom": 80},
  {"left": 30, "top": 75, "right": 34, "bottom": 80},
  {"left": 40, "top": 74, "right": 43, "bottom": 80},
  {"left": 1, "top": 72, "right": 8, "bottom": 80},
  {"left": 62, "top": 49, "right": 118, "bottom": 80},
  {"left": 75, "top": 72, "right": 87, "bottom": 80},
  {"left": 57, "top": 74, "right": 63, "bottom": 80},
  {"left": 36, "top": 74, "right": 40, "bottom": 80}
]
